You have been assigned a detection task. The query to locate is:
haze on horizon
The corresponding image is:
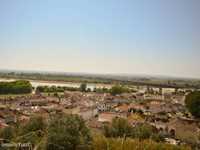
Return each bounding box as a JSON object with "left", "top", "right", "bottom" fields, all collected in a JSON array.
[{"left": 0, "top": 0, "right": 199, "bottom": 78}]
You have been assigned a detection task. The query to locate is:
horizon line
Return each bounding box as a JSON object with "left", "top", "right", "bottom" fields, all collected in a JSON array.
[{"left": 0, "top": 68, "right": 199, "bottom": 80}]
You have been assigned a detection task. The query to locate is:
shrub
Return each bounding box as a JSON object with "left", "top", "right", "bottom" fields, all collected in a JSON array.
[{"left": 92, "top": 134, "right": 191, "bottom": 150}]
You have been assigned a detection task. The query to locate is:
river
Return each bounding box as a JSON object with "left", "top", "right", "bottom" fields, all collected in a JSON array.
[{"left": 0, "top": 78, "right": 111, "bottom": 90}]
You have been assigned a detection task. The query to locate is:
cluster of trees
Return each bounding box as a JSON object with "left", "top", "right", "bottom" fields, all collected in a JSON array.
[
  {"left": 0, "top": 80, "right": 32, "bottom": 94},
  {"left": 0, "top": 114, "right": 91, "bottom": 150},
  {"left": 95, "top": 85, "right": 135, "bottom": 95},
  {"left": 103, "top": 118, "right": 164, "bottom": 142},
  {"left": 93, "top": 87, "right": 110, "bottom": 93},
  {"left": 109, "top": 85, "right": 130, "bottom": 95},
  {"left": 36, "top": 84, "right": 131, "bottom": 96},
  {"left": 36, "top": 83, "right": 91, "bottom": 94},
  {"left": 0, "top": 115, "right": 191, "bottom": 150},
  {"left": 36, "top": 85, "right": 79, "bottom": 93},
  {"left": 185, "top": 91, "right": 200, "bottom": 118}
]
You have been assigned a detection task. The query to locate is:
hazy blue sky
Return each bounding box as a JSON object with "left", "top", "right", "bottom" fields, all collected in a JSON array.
[{"left": 0, "top": 0, "right": 199, "bottom": 78}]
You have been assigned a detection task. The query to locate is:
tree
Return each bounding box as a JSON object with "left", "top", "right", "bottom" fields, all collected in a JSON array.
[
  {"left": 87, "top": 88, "right": 91, "bottom": 92},
  {"left": 15, "top": 116, "right": 46, "bottom": 148},
  {"left": 109, "top": 85, "right": 128, "bottom": 96},
  {"left": 159, "top": 88, "right": 162, "bottom": 95},
  {"left": 36, "top": 86, "right": 45, "bottom": 93},
  {"left": 80, "top": 83, "right": 87, "bottom": 92},
  {"left": 185, "top": 91, "right": 200, "bottom": 118},
  {"left": 132, "top": 124, "right": 156, "bottom": 140},
  {"left": 103, "top": 118, "right": 132, "bottom": 138},
  {"left": 46, "top": 114, "right": 91, "bottom": 150},
  {"left": 175, "top": 88, "right": 178, "bottom": 95},
  {"left": 20, "top": 115, "right": 46, "bottom": 135}
]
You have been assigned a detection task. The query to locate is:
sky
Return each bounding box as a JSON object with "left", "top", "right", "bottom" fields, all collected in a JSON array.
[{"left": 0, "top": 0, "right": 200, "bottom": 78}]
